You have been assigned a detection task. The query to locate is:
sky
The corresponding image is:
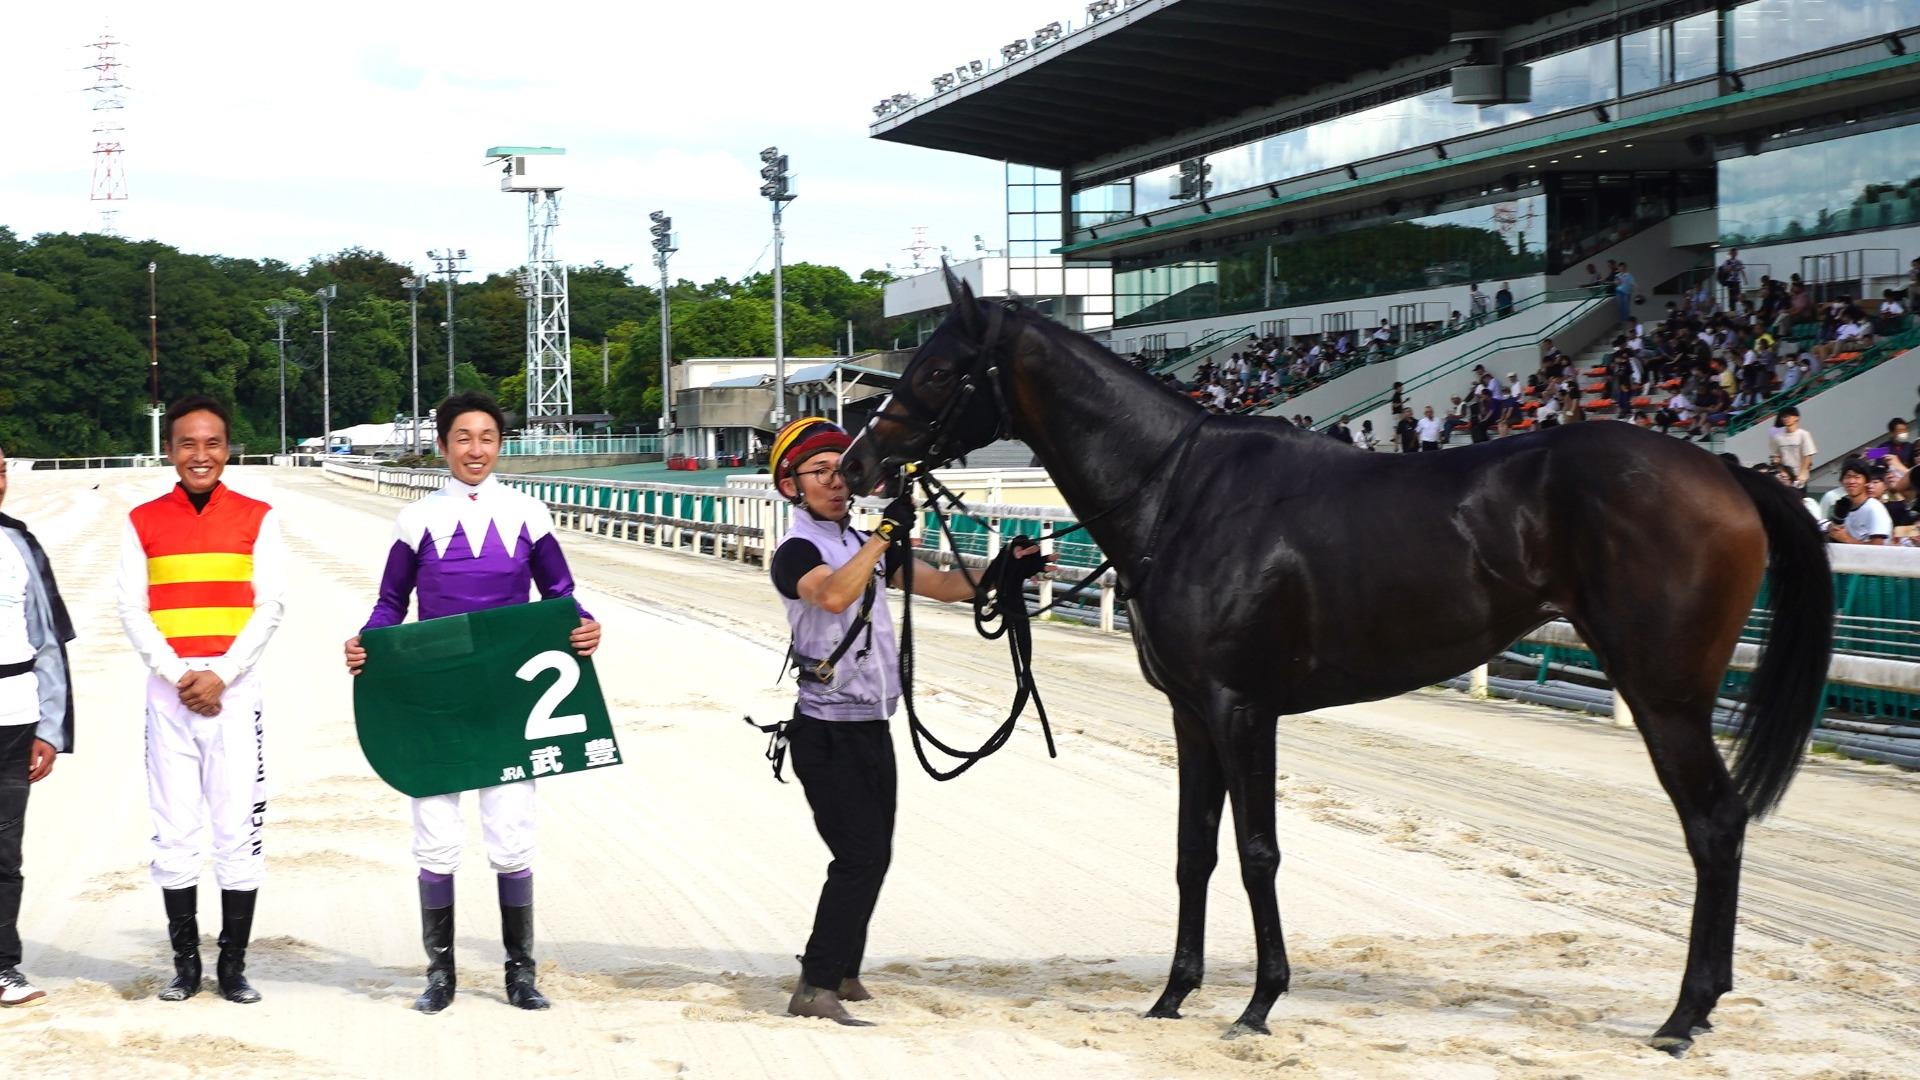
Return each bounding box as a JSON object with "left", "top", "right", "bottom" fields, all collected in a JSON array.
[{"left": 2, "top": 0, "right": 1066, "bottom": 285}]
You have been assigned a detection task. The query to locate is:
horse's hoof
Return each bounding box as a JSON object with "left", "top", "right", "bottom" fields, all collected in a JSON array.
[
  {"left": 1223, "top": 1020, "right": 1270, "bottom": 1040},
  {"left": 1648, "top": 1033, "right": 1693, "bottom": 1058},
  {"left": 1144, "top": 1004, "right": 1182, "bottom": 1020}
]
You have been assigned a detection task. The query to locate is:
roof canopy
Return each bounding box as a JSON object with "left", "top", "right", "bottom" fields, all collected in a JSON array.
[{"left": 870, "top": 0, "right": 1588, "bottom": 169}]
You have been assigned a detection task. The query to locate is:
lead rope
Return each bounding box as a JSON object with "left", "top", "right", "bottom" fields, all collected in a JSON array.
[
  {"left": 893, "top": 472, "right": 1056, "bottom": 781},
  {"left": 887, "top": 412, "right": 1209, "bottom": 780}
]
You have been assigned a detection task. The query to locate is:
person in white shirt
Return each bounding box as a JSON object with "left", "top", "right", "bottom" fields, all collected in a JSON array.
[
  {"left": 1416, "top": 406, "right": 1444, "bottom": 451},
  {"left": 1768, "top": 407, "right": 1818, "bottom": 488},
  {"left": 1826, "top": 460, "right": 1894, "bottom": 545},
  {"left": 1469, "top": 283, "right": 1490, "bottom": 321},
  {"left": 1354, "top": 420, "right": 1378, "bottom": 451},
  {"left": 1537, "top": 394, "right": 1562, "bottom": 427},
  {"left": 0, "top": 445, "right": 76, "bottom": 1009}
]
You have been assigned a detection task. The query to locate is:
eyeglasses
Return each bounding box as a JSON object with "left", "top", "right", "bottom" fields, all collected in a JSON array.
[{"left": 795, "top": 466, "right": 841, "bottom": 485}]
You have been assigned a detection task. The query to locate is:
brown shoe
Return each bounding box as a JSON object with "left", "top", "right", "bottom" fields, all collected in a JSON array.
[
  {"left": 788, "top": 982, "right": 875, "bottom": 1027},
  {"left": 838, "top": 976, "right": 872, "bottom": 1002}
]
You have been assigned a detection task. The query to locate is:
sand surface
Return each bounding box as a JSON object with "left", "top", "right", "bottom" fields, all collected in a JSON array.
[{"left": 4, "top": 465, "right": 1917, "bottom": 1079}]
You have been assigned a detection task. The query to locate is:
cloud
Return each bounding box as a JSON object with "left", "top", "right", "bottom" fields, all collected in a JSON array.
[{"left": 3, "top": 0, "right": 1051, "bottom": 281}]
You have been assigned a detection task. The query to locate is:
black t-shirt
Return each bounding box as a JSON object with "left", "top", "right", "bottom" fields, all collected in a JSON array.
[{"left": 772, "top": 534, "right": 905, "bottom": 600}]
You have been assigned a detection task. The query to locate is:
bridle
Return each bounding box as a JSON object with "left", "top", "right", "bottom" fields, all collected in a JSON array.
[{"left": 857, "top": 300, "right": 1019, "bottom": 484}]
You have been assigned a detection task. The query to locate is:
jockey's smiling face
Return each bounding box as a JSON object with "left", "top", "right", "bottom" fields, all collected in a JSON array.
[
  {"left": 166, "top": 409, "right": 229, "bottom": 496},
  {"left": 780, "top": 450, "right": 849, "bottom": 522},
  {"left": 440, "top": 410, "right": 501, "bottom": 485}
]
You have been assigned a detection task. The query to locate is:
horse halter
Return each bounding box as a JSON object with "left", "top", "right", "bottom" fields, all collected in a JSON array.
[{"left": 863, "top": 300, "right": 1020, "bottom": 478}]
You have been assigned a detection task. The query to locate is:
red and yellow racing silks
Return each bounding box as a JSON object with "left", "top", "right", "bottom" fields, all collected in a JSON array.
[{"left": 128, "top": 485, "right": 271, "bottom": 658}]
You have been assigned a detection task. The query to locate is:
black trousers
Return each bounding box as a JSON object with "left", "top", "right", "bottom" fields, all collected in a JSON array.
[
  {"left": 788, "top": 715, "right": 896, "bottom": 990},
  {"left": 0, "top": 723, "right": 35, "bottom": 970}
]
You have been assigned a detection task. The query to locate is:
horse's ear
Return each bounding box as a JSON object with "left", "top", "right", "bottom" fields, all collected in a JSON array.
[
  {"left": 953, "top": 277, "right": 984, "bottom": 339},
  {"left": 942, "top": 260, "right": 963, "bottom": 305}
]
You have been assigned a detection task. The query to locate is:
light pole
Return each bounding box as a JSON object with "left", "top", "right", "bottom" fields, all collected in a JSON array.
[
  {"left": 428, "top": 248, "right": 469, "bottom": 395},
  {"left": 147, "top": 261, "right": 160, "bottom": 456},
  {"left": 400, "top": 275, "right": 424, "bottom": 452},
  {"left": 264, "top": 300, "right": 297, "bottom": 455},
  {"left": 314, "top": 285, "right": 337, "bottom": 455},
  {"left": 649, "top": 210, "right": 677, "bottom": 455},
  {"left": 759, "top": 147, "right": 796, "bottom": 428}
]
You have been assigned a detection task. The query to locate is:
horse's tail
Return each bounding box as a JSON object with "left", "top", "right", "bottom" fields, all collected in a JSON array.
[{"left": 1722, "top": 462, "right": 1834, "bottom": 818}]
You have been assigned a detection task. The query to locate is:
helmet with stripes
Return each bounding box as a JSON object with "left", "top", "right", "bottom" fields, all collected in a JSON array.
[{"left": 770, "top": 416, "right": 851, "bottom": 486}]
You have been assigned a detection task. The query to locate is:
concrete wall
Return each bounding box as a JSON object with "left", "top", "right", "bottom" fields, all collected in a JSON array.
[
  {"left": 1723, "top": 347, "right": 1920, "bottom": 467},
  {"left": 1546, "top": 216, "right": 1709, "bottom": 314}
]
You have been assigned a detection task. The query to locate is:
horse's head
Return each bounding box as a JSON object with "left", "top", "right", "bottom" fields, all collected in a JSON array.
[{"left": 840, "top": 265, "right": 1016, "bottom": 497}]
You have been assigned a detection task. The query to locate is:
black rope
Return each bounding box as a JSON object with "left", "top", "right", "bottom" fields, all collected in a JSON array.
[
  {"left": 894, "top": 484, "right": 1057, "bottom": 782},
  {"left": 886, "top": 412, "right": 1209, "bottom": 780},
  {"left": 740, "top": 715, "right": 790, "bottom": 783}
]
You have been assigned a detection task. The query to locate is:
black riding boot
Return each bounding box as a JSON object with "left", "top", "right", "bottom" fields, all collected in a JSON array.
[
  {"left": 216, "top": 889, "right": 262, "bottom": 1004},
  {"left": 157, "top": 886, "right": 201, "bottom": 1002},
  {"left": 415, "top": 884, "right": 456, "bottom": 1014},
  {"left": 501, "top": 903, "right": 549, "bottom": 1010}
]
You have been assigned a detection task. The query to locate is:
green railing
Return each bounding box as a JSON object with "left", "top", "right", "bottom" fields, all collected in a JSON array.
[
  {"left": 1151, "top": 324, "right": 1256, "bottom": 375},
  {"left": 1722, "top": 322, "right": 1920, "bottom": 438},
  {"left": 1305, "top": 286, "right": 1613, "bottom": 429}
]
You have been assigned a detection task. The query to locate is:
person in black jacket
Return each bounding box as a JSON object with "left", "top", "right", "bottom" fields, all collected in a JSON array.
[{"left": 0, "top": 446, "right": 77, "bottom": 1009}]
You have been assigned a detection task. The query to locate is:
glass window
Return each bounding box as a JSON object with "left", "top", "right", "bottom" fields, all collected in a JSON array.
[
  {"left": 1620, "top": 26, "right": 1668, "bottom": 95},
  {"left": 1070, "top": 182, "right": 1133, "bottom": 229},
  {"left": 1132, "top": 163, "right": 1186, "bottom": 216},
  {"left": 1726, "top": 0, "right": 1920, "bottom": 70},
  {"left": 1671, "top": 11, "right": 1719, "bottom": 81},
  {"left": 1719, "top": 124, "right": 1920, "bottom": 246},
  {"left": 1480, "top": 40, "right": 1618, "bottom": 126},
  {"left": 1082, "top": 41, "right": 1625, "bottom": 219},
  {"left": 1112, "top": 194, "right": 1547, "bottom": 327}
]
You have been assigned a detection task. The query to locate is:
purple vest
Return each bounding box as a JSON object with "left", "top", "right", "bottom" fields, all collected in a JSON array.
[{"left": 776, "top": 510, "right": 897, "bottom": 722}]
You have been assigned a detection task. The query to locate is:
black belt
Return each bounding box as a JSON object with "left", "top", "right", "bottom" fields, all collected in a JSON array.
[{"left": 0, "top": 659, "right": 33, "bottom": 680}]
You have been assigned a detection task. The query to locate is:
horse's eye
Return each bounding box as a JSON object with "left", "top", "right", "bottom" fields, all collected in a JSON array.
[{"left": 928, "top": 368, "right": 954, "bottom": 384}]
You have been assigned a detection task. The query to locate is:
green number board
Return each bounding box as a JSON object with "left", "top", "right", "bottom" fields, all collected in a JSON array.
[{"left": 353, "top": 597, "right": 621, "bottom": 798}]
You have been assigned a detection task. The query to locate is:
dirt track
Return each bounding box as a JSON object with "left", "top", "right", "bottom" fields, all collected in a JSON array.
[{"left": 5, "top": 465, "right": 1916, "bottom": 1079}]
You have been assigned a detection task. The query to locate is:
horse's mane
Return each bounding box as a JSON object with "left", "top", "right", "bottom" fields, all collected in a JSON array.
[{"left": 996, "top": 298, "right": 1213, "bottom": 412}]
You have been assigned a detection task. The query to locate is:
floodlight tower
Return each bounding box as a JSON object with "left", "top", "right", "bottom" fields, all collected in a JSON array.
[
  {"left": 649, "top": 211, "right": 677, "bottom": 451},
  {"left": 489, "top": 146, "right": 572, "bottom": 435},
  {"left": 760, "top": 147, "right": 796, "bottom": 428}
]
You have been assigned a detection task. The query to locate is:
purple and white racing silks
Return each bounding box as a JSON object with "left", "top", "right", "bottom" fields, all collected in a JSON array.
[{"left": 361, "top": 474, "right": 592, "bottom": 631}]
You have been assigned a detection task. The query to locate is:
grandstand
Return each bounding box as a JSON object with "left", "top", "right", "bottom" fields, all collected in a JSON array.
[{"left": 871, "top": 0, "right": 1920, "bottom": 459}]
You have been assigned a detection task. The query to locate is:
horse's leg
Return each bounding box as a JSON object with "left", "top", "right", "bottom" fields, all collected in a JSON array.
[
  {"left": 1146, "top": 708, "right": 1226, "bottom": 1020},
  {"left": 1577, "top": 591, "right": 1751, "bottom": 1057},
  {"left": 1208, "top": 701, "right": 1289, "bottom": 1038},
  {"left": 1627, "top": 689, "right": 1749, "bottom": 1056}
]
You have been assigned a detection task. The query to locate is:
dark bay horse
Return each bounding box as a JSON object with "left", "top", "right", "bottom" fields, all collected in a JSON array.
[{"left": 838, "top": 273, "right": 1833, "bottom": 1055}]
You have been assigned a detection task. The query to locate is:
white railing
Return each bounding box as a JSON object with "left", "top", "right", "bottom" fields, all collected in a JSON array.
[
  {"left": 321, "top": 459, "right": 1127, "bottom": 631},
  {"left": 26, "top": 455, "right": 165, "bottom": 470},
  {"left": 500, "top": 434, "right": 662, "bottom": 456}
]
